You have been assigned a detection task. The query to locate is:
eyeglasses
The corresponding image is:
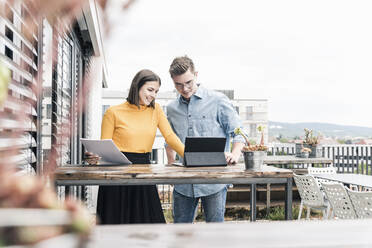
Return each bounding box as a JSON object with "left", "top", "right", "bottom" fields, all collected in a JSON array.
[{"left": 174, "top": 80, "right": 194, "bottom": 90}]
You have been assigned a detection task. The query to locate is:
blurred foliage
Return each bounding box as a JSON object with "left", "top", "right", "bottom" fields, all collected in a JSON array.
[
  {"left": 0, "top": 61, "right": 10, "bottom": 105},
  {"left": 0, "top": 1, "right": 138, "bottom": 245},
  {"left": 2, "top": 0, "right": 137, "bottom": 40},
  {"left": 0, "top": 171, "right": 94, "bottom": 245}
]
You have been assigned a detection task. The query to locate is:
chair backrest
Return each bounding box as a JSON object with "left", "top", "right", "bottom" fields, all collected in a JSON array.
[
  {"left": 346, "top": 188, "right": 372, "bottom": 219},
  {"left": 308, "top": 166, "right": 337, "bottom": 189},
  {"left": 321, "top": 182, "right": 357, "bottom": 219},
  {"left": 293, "top": 174, "right": 325, "bottom": 207},
  {"left": 308, "top": 166, "right": 337, "bottom": 175}
]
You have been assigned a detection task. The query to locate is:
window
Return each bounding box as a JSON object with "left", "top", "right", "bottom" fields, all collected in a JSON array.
[
  {"left": 46, "top": 104, "right": 52, "bottom": 119},
  {"left": 5, "top": 46, "right": 13, "bottom": 60},
  {"left": 102, "top": 105, "right": 110, "bottom": 116},
  {"left": 246, "top": 106, "right": 253, "bottom": 120},
  {"left": 5, "top": 26, "right": 13, "bottom": 41},
  {"left": 235, "top": 106, "right": 239, "bottom": 114},
  {"left": 250, "top": 124, "right": 257, "bottom": 138}
]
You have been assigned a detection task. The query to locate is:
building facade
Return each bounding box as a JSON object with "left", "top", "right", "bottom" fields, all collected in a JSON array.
[{"left": 0, "top": 1, "right": 107, "bottom": 209}]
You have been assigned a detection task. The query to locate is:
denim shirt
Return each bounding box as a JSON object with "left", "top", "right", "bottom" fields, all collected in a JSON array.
[{"left": 166, "top": 86, "right": 244, "bottom": 197}]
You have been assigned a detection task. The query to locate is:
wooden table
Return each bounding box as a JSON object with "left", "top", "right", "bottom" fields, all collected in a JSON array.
[
  {"left": 87, "top": 219, "right": 372, "bottom": 248},
  {"left": 54, "top": 164, "right": 293, "bottom": 221},
  {"left": 246, "top": 156, "right": 333, "bottom": 211},
  {"left": 265, "top": 155, "right": 333, "bottom": 166},
  {"left": 265, "top": 155, "right": 333, "bottom": 173},
  {"left": 314, "top": 173, "right": 372, "bottom": 188}
]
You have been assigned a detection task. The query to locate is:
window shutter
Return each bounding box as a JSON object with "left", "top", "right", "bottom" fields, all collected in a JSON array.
[{"left": 0, "top": 2, "right": 39, "bottom": 174}]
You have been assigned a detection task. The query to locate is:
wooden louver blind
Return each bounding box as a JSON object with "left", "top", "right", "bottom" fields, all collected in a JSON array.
[{"left": 0, "top": 2, "right": 39, "bottom": 174}]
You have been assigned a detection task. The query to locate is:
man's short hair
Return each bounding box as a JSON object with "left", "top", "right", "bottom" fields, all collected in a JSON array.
[{"left": 169, "top": 55, "right": 195, "bottom": 77}]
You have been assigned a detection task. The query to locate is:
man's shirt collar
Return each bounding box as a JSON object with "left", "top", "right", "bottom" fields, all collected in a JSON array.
[
  {"left": 178, "top": 85, "right": 205, "bottom": 104},
  {"left": 193, "top": 86, "right": 204, "bottom": 99}
]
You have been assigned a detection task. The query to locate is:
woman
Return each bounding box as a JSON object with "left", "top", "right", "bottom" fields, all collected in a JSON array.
[{"left": 88, "top": 69, "right": 184, "bottom": 224}]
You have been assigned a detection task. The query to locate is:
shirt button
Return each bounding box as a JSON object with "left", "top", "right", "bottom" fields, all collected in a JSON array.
[{"left": 188, "top": 114, "right": 191, "bottom": 117}]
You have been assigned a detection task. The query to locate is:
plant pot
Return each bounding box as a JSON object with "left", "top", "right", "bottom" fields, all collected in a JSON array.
[
  {"left": 303, "top": 144, "right": 323, "bottom": 158},
  {"left": 243, "top": 151, "right": 267, "bottom": 170},
  {"left": 295, "top": 143, "right": 303, "bottom": 157},
  {"left": 300, "top": 152, "right": 309, "bottom": 158}
]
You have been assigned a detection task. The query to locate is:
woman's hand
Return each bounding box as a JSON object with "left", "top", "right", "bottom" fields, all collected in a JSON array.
[{"left": 84, "top": 152, "right": 101, "bottom": 165}]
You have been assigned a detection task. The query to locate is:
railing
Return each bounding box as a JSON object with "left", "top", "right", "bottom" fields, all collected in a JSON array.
[{"left": 268, "top": 144, "right": 372, "bottom": 175}]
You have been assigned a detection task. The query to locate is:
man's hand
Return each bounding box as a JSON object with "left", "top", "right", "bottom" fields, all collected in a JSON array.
[
  {"left": 225, "top": 142, "right": 244, "bottom": 165},
  {"left": 84, "top": 152, "right": 101, "bottom": 165},
  {"left": 225, "top": 152, "right": 240, "bottom": 165}
]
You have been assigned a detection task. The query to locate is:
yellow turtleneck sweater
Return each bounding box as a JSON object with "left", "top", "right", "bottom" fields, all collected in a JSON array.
[{"left": 101, "top": 101, "right": 184, "bottom": 157}]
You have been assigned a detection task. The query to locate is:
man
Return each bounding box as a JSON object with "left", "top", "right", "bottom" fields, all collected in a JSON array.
[{"left": 166, "top": 55, "right": 245, "bottom": 223}]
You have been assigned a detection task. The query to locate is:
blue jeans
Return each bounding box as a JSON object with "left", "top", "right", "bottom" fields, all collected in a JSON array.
[{"left": 172, "top": 187, "right": 227, "bottom": 223}]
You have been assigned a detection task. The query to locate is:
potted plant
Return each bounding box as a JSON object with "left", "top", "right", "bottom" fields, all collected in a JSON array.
[
  {"left": 302, "top": 128, "right": 322, "bottom": 158},
  {"left": 234, "top": 126, "right": 268, "bottom": 170},
  {"left": 300, "top": 147, "right": 311, "bottom": 158}
]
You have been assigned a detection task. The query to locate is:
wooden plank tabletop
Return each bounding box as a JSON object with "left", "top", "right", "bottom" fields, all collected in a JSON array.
[
  {"left": 54, "top": 164, "right": 293, "bottom": 186},
  {"left": 264, "top": 155, "right": 333, "bottom": 165},
  {"left": 54, "top": 163, "right": 294, "bottom": 221},
  {"left": 314, "top": 173, "right": 372, "bottom": 188},
  {"left": 87, "top": 219, "right": 372, "bottom": 248}
]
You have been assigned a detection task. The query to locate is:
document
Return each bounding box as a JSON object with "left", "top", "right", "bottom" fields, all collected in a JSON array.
[{"left": 81, "top": 139, "right": 132, "bottom": 165}]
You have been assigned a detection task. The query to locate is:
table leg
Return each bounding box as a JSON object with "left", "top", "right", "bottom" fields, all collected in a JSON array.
[
  {"left": 54, "top": 181, "right": 58, "bottom": 193},
  {"left": 250, "top": 183, "right": 257, "bottom": 222},
  {"left": 65, "top": 186, "right": 70, "bottom": 196},
  {"left": 266, "top": 183, "right": 271, "bottom": 216},
  {"left": 285, "top": 177, "right": 293, "bottom": 220}
]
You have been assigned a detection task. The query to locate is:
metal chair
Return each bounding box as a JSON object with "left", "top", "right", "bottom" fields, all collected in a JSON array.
[
  {"left": 308, "top": 166, "right": 359, "bottom": 191},
  {"left": 363, "top": 187, "right": 372, "bottom": 192},
  {"left": 293, "top": 173, "right": 330, "bottom": 220},
  {"left": 346, "top": 188, "right": 372, "bottom": 218},
  {"left": 321, "top": 182, "right": 357, "bottom": 219},
  {"left": 308, "top": 166, "right": 337, "bottom": 174},
  {"left": 308, "top": 166, "right": 337, "bottom": 189}
]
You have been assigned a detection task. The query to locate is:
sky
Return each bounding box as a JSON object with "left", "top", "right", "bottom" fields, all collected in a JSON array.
[{"left": 104, "top": 0, "right": 372, "bottom": 128}]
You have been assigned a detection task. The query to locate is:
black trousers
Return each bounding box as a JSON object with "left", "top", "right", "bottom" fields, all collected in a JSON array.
[{"left": 96, "top": 152, "right": 166, "bottom": 224}]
